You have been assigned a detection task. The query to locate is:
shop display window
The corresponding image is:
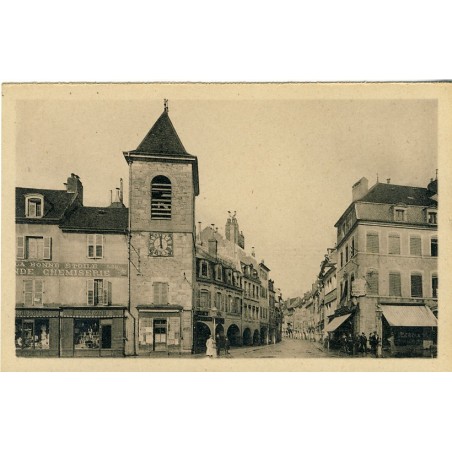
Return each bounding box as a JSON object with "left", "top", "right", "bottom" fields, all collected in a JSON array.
[
  {"left": 15, "top": 318, "right": 50, "bottom": 350},
  {"left": 74, "top": 319, "right": 100, "bottom": 349}
]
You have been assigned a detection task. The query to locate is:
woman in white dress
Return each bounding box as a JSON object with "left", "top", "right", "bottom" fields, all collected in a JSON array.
[{"left": 206, "top": 335, "right": 215, "bottom": 358}]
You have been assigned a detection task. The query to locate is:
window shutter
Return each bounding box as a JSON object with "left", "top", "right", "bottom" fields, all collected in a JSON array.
[
  {"left": 87, "top": 280, "right": 94, "bottom": 305},
  {"left": 95, "top": 234, "right": 103, "bottom": 258},
  {"left": 410, "top": 236, "right": 422, "bottom": 256},
  {"left": 389, "top": 272, "right": 401, "bottom": 296},
  {"left": 162, "top": 283, "right": 168, "bottom": 304},
  {"left": 87, "top": 235, "right": 94, "bottom": 258},
  {"left": 17, "top": 236, "right": 25, "bottom": 259},
  {"left": 411, "top": 274, "right": 423, "bottom": 297},
  {"left": 153, "top": 283, "right": 160, "bottom": 304},
  {"left": 34, "top": 280, "right": 43, "bottom": 305},
  {"left": 366, "top": 233, "right": 379, "bottom": 253},
  {"left": 107, "top": 281, "right": 112, "bottom": 305},
  {"left": 366, "top": 271, "right": 379, "bottom": 295},
  {"left": 28, "top": 201, "right": 36, "bottom": 217},
  {"left": 43, "top": 237, "right": 52, "bottom": 260},
  {"left": 388, "top": 235, "right": 400, "bottom": 255},
  {"left": 24, "top": 280, "right": 33, "bottom": 304}
]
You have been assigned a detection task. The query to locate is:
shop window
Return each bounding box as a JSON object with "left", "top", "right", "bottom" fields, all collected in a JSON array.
[
  {"left": 366, "top": 232, "right": 379, "bottom": 253},
  {"left": 431, "top": 237, "right": 438, "bottom": 257},
  {"left": 366, "top": 270, "right": 379, "bottom": 295},
  {"left": 151, "top": 175, "right": 172, "bottom": 219},
  {"left": 25, "top": 194, "right": 44, "bottom": 218},
  {"left": 138, "top": 317, "right": 153, "bottom": 347},
  {"left": 389, "top": 272, "right": 402, "bottom": 297},
  {"left": 87, "top": 234, "right": 103, "bottom": 258},
  {"left": 410, "top": 236, "right": 422, "bottom": 256},
  {"left": 74, "top": 319, "right": 100, "bottom": 349},
  {"left": 411, "top": 273, "right": 423, "bottom": 298},
  {"left": 87, "top": 279, "right": 112, "bottom": 306},
  {"left": 15, "top": 318, "right": 49, "bottom": 350},
  {"left": 23, "top": 279, "right": 44, "bottom": 305},
  {"left": 17, "top": 236, "right": 52, "bottom": 260},
  {"left": 153, "top": 282, "right": 169, "bottom": 304},
  {"left": 432, "top": 274, "right": 438, "bottom": 299}
]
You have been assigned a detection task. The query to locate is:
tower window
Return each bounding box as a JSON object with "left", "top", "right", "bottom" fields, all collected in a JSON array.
[{"left": 151, "top": 175, "right": 172, "bottom": 219}]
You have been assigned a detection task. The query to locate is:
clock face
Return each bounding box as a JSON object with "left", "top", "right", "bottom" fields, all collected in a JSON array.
[{"left": 149, "top": 232, "right": 173, "bottom": 257}]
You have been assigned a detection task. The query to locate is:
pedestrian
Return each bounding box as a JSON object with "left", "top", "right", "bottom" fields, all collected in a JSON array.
[
  {"left": 375, "top": 333, "right": 382, "bottom": 358},
  {"left": 387, "top": 334, "right": 395, "bottom": 356},
  {"left": 347, "top": 333, "right": 353, "bottom": 354},
  {"left": 225, "top": 337, "right": 230, "bottom": 354},
  {"left": 354, "top": 334, "right": 360, "bottom": 356},
  {"left": 206, "top": 335, "right": 215, "bottom": 358},
  {"left": 341, "top": 333, "right": 347, "bottom": 354},
  {"left": 216, "top": 334, "right": 221, "bottom": 357},
  {"left": 360, "top": 332, "right": 367, "bottom": 355},
  {"left": 369, "top": 332, "right": 375, "bottom": 355}
]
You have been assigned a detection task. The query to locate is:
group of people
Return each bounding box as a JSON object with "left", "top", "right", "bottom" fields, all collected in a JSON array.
[
  {"left": 339, "top": 331, "right": 382, "bottom": 357},
  {"left": 206, "top": 334, "right": 230, "bottom": 358}
]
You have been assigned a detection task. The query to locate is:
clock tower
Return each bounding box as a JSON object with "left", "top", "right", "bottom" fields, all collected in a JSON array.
[{"left": 124, "top": 102, "right": 199, "bottom": 355}]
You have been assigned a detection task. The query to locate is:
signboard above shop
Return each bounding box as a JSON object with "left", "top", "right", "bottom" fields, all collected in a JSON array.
[{"left": 16, "top": 261, "right": 128, "bottom": 278}]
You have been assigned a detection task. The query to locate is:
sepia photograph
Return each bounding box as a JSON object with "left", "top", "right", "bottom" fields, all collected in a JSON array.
[{"left": 2, "top": 82, "right": 451, "bottom": 371}]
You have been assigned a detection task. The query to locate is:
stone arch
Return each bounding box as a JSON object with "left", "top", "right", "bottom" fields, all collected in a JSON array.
[
  {"left": 227, "top": 324, "right": 241, "bottom": 346},
  {"left": 253, "top": 329, "right": 260, "bottom": 345},
  {"left": 243, "top": 328, "right": 252, "bottom": 346},
  {"left": 195, "top": 321, "right": 211, "bottom": 354}
]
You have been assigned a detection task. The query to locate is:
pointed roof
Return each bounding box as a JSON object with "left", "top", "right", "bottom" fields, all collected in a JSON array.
[{"left": 135, "top": 110, "right": 192, "bottom": 156}]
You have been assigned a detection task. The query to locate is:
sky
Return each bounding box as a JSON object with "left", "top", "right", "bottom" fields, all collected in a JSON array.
[{"left": 14, "top": 89, "right": 438, "bottom": 298}]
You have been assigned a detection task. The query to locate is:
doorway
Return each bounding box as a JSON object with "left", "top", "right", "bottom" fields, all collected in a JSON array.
[{"left": 153, "top": 319, "right": 167, "bottom": 351}]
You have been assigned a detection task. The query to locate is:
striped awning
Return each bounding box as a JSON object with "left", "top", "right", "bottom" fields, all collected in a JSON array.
[
  {"left": 324, "top": 313, "right": 352, "bottom": 332},
  {"left": 381, "top": 305, "right": 437, "bottom": 327}
]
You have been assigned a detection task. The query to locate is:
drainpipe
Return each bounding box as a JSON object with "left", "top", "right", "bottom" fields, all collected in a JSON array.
[{"left": 127, "top": 154, "right": 136, "bottom": 356}]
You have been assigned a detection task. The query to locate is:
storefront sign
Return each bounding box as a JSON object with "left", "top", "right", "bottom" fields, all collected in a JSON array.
[
  {"left": 62, "top": 309, "right": 125, "bottom": 318},
  {"left": 16, "top": 309, "right": 60, "bottom": 318},
  {"left": 16, "top": 261, "right": 128, "bottom": 278}
]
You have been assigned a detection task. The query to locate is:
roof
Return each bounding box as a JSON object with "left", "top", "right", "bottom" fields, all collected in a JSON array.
[
  {"left": 16, "top": 187, "right": 75, "bottom": 222},
  {"left": 360, "top": 182, "right": 437, "bottom": 207},
  {"left": 135, "top": 110, "right": 192, "bottom": 157},
  {"left": 60, "top": 206, "right": 128, "bottom": 233}
]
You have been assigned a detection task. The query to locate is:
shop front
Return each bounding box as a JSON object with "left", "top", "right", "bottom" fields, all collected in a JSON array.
[
  {"left": 137, "top": 305, "right": 185, "bottom": 355},
  {"left": 380, "top": 304, "right": 437, "bottom": 357},
  {"left": 324, "top": 311, "right": 355, "bottom": 349},
  {"left": 15, "top": 307, "right": 60, "bottom": 357},
  {"left": 60, "top": 306, "right": 126, "bottom": 357}
]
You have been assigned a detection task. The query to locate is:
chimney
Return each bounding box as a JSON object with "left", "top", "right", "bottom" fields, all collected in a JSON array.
[
  {"left": 119, "top": 178, "right": 124, "bottom": 203},
  {"left": 65, "top": 173, "right": 83, "bottom": 204},
  {"left": 208, "top": 237, "right": 217, "bottom": 257},
  {"left": 352, "top": 177, "right": 368, "bottom": 202},
  {"left": 251, "top": 247, "right": 255, "bottom": 257},
  {"left": 386, "top": 178, "right": 391, "bottom": 184}
]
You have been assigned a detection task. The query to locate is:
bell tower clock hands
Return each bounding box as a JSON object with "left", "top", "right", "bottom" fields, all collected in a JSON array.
[{"left": 149, "top": 232, "right": 174, "bottom": 257}]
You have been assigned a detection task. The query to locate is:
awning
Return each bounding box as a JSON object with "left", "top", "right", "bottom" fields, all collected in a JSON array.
[
  {"left": 324, "top": 313, "right": 352, "bottom": 332},
  {"left": 381, "top": 305, "right": 437, "bottom": 327}
]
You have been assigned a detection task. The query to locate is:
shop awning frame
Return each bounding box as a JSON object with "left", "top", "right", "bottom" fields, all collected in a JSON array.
[
  {"left": 381, "top": 305, "right": 437, "bottom": 328},
  {"left": 324, "top": 313, "right": 352, "bottom": 332}
]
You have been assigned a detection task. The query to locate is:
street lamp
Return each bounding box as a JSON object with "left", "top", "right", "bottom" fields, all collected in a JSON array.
[
  {"left": 210, "top": 306, "right": 218, "bottom": 341},
  {"left": 375, "top": 304, "right": 383, "bottom": 358}
]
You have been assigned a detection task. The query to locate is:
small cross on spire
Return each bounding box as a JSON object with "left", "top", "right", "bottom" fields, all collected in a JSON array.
[{"left": 164, "top": 99, "right": 169, "bottom": 112}]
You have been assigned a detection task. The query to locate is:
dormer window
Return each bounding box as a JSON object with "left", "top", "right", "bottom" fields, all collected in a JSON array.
[
  {"left": 25, "top": 194, "right": 44, "bottom": 218},
  {"left": 199, "top": 260, "right": 209, "bottom": 278},
  {"left": 393, "top": 206, "right": 407, "bottom": 222},
  {"left": 426, "top": 208, "right": 437, "bottom": 224},
  {"left": 215, "top": 264, "right": 223, "bottom": 281}
]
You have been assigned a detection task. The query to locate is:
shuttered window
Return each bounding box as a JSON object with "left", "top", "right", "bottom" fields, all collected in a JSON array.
[
  {"left": 153, "top": 282, "right": 169, "bottom": 305},
  {"left": 431, "top": 237, "right": 438, "bottom": 257},
  {"left": 411, "top": 274, "right": 423, "bottom": 298},
  {"left": 389, "top": 272, "right": 402, "bottom": 296},
  {"left": 17, "top": 236, "right": 25, "bottom": 259},
  {"left": 199, "top": 290, "right": 211, "bottom": 309},
  {"left": 23, "top": 280, "right": 44, "bottom": 305},
  {"left": 87, "top": 279, "right": 112, "bottom": 305},
  {"left": 432, "top": 275, "right": 438, "bottom": 298},
  {"left": 388, "top": 235, "right": 400, "bottom": 255},
  {"left": 151, "top": 175, "right": 172, "bottom": 219},
  {"left": 366, "top": 233, "right": 379, "bottom": 253},
  {"left": 366, "top": 270, "right": 379, "bottom": 295},
  {"left": 410, "top": 236, "right": 422, "bottom": 256}
]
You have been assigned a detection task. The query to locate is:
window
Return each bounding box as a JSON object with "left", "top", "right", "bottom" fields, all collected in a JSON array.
[
  {"left": 394, "top": 208, "right": 406, "bottom": 222},
  {"left": 351, "top": 237, "right": 355, "bottom": 257},
  {"left": 389, "top": 272, "right": 402, "bottom": 297},
  {"left": 410, "top": 236, "right": 422, "bottom": 256},
  {"left": 226, "top": 269, "right": 233, "bottom": 285},
  {"left": 366, "top": 232, "right": 379, "bottom": 253},
  {"left": 87, "top": 234, "right": 103, "bottom": 258},
  {"left": 15, "top": 318, "right": 49, "bottom": 350},
  {"left": 366, "top": 270, "right": 379, "bottom": 295},
  {"left": 388, "top": 234, "right": 401, "bottom": 255},
  {"left": 25, "top": 195, "right": 44, "bottom": 218},
  {"left": 228, "top": 295, "right": 232, "bottom": 313},
  {"left": 431, "top": 237, "right": 438, "bottom": 257},
  {"left": 199, "top": 290, "right": 211, "bottom": 309},
  {"left": 151, "top": 175, "right": 172, "bottom": 219},
  {"left": 17, "top": 236, "right": 52, "bottom": 260},
  {"left": 340, "top": 252, "right": 344, "bottom": 267},
  {"left": 432, "top": 274, "right": 438, "bottom": 299},
  {"left": 345, "top": 246, "right": 349, "bottom": 263},
  {"left": 153, "top": 282, "right": 169, "bottom": 304},
  {"left": 87, "top": 279, "right": 112, "bottom": 306},
  {"left": 232, "top": 297, "right": 240, "bottom": 314},
  {"left": 216, "top": 292, "right": 222, "bottom": 310},
  {"left": 199, "top": 260, "right": 209, "bottom": 278},
  {"left": 411, "top": 274, "right": 423, "bottom": 298},
  {"left": 215, "top": 264, "right": 223, "bottom": 281},
  {"left": 23, "top": 279, "right": 44, "bottom": 305},
  {"left": 427, "top": 209, "right": 437, "bottom": 224}
]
